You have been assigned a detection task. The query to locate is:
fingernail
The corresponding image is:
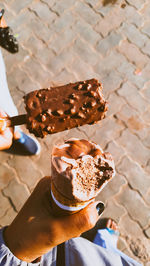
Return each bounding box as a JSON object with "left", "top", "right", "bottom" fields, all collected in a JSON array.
[{"left": 96, "top": 202, "right": 105, "bottom": 216}]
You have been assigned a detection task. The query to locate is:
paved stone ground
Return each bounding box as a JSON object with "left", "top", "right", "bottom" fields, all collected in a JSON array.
[{"left": 0, "top": 0, "right": 150, "bottom": 264}]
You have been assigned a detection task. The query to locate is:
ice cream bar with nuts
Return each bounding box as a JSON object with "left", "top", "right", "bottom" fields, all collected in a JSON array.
[
  {"left": 24, "top": 79, "right": 108, "bottom": 138},
  {"left": 0, "top": 79, "right": 108, "bottom": 137}
]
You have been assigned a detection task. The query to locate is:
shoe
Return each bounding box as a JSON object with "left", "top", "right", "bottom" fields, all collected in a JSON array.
[
  {"left": 13, "top": 132, "right": 41, "bottom": 155},
  {"left": 0, "top": 9, "right": 19, "bottom": 53}
]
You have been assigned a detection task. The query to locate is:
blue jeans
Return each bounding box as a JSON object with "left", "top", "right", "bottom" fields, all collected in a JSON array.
[
  {"left": 0, "top": 49, "right": 18, "bottom": 117},
  {"left": 93, "top": 229, "right": 141, "bottom": 266}
]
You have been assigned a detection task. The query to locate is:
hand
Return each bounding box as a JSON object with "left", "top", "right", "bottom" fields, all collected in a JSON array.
[
  {"left": 0, "top": 109, "right": 13, "bottom": 150},
  {"left": 0, "top": 9, "right": 7, "bottom": 28},
  {"left": 3, "top": 176, "right": 104, "bottom": 263}
]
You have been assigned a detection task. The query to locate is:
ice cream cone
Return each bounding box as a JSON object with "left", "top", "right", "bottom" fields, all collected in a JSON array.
[
  {"left": 51, "top": 179, "right": 93, "bottom": 216},
  {"left": 51, "top": 139, "right": 115, "bottom": 216}
]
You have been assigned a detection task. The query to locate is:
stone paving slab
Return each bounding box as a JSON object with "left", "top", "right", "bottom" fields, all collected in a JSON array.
[{"left": 0, "top": 0, "right": 150, "bottom": 264}]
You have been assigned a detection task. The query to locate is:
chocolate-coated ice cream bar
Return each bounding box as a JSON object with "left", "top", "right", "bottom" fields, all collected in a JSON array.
[
  {"left": 0, "top": 79, "right": 108, "bottom": 137},
  {"left": 24, "top": 79, "right": 108, "bottom": 137}
]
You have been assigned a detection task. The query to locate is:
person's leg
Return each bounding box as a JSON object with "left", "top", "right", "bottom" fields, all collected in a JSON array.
[
  {"left": 0, "top": 49, "right": 18, "bottom": 117},
  {"left": 93, "top": 219, "right": 141, "bottom": 265},
  {"left": 93, "top": 228, "right": 118, "bottom": 249},
  {"left": 94, "top": 219, "right": 119, "bottom": 249},
  {"left": 0, "top": 49, "right": 40, "bottom": 155}
]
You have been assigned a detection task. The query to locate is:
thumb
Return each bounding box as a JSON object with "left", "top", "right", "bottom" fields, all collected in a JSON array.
[
  {"left": 0, "top": 110, "right": 8, "bottom": 133},
  {"left": 58, "top": 201, "right": 105, "bottom": 239},
  {"left": 0, "top": 118, "right": 7, "bottom": 133}
]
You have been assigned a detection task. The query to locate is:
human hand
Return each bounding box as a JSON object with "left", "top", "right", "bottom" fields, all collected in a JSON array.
[
  {"left": 0, "top": 109, "right": 13, "bottom": 150},
  {"left": 0, "top": 9, "right": 7, "bottom": 28},
  {"left": 4, "top": 176, "right": 104, "bottom": 263}
]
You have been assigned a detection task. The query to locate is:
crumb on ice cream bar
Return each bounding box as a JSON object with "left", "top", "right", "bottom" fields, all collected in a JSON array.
[
  {"left": 24, "top": 79, "right": 108, "bottom": 138},
  {"left": 51, "top": 139, "right": 115, "bottom": 213}
]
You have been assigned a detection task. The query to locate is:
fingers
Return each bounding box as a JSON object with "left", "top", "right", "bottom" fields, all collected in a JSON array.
[
  {"left": 0, "top": 10, "right": 7, "bottom": 28},
  {"left": 0, "top": 109, "right": 13, "bottom": 149},
  {"left": 0, "top": 118, "right": 7, "bottom": 133},
  {"left": 0, "top": 128, "right": 13, "bottom": 150},
  {"left": 57, "top": 201, "right": 105, "bottom": 240},
  {"left": 0, "top": 109, "right": 8, "bottom": 133}
]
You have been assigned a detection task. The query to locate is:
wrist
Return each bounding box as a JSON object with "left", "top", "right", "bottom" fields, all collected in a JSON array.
[
  {"left": 32, "top": 257, "right": 41, "bottom": 263},
  {"left": 3, "top": 226, "right": 30, "bottom": 262},
  {"left": 3, "top": 226, "right": 42, "bottom": 263},
  {"left": 3, "top": 226, "right": 22, "bottom": 259}
]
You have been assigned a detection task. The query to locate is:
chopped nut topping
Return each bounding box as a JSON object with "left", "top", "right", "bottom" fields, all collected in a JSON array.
[
  {"left": 86, "top": 84, "right": 92, "bottom": 90},
  {"left": 69, "top": 99, "right": 74, "bottom": 104},
  {"left": 69, "top": 93, "right": 75, "bottom": 99},
  {"left": 52, "top": 110, "right": 63, "bottom": 116},
  {"left": 70, "top": 107, "right": 76, "bottom": 114},
  {"left": 42, "top": 114, "right": 46, "bottom": 122},
  {"left": 97, "top": 88, "right": 103, "bottom": 98},
  {"left": 90, "top": 91, "right": 97, "bottom": 97},
  {"left": 50, "top": 126, "right": 55, "bottom": 131},
  {"left": 31, "top": 121, "right": 37, "bottom": 128},
  {"left": 59, "top": 117, "right": 65, "bottom": 122},
  {"left": 57, "top": 110, "right": 63, "bottom": 115},
  {"left": 37, "top": 92, "right": 42, "bottom": 98},
  {"left": 46, "top": 109, "right": 52, "bottom": 116},
  {"left": 78, "top": 111, "right": 86, "bottom": 119},
  {"left": 69, "top": 93, "right": 79, "bottom": 99},
  {"left": 91, "top": 100, "right": 97, "bottom": 107},
  {"left": 78, "top": 84, "right": 82, "bottom": 90},
  {"left": 81, "top": 106, "right": 86, "bottom": 111},
  {"left": 47, "top": 126, "right": 52, "bottom": 132}
]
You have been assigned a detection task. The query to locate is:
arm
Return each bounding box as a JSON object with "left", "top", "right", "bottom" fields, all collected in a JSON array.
[{"left": 3, "top": 176, "right": 104, "bottom": 263}]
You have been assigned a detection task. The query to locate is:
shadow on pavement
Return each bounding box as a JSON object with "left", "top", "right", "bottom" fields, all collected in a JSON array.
[{"left": 4, "top": 143, "right": 33, "bottom": 156}]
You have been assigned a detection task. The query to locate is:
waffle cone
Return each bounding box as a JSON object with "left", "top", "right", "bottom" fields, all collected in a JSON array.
[{"left": 51, "top": 180, "right": 93, "bottom": 216}]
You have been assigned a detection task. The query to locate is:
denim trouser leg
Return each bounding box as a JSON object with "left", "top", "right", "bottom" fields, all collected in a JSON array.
[
  {"left": 0, "top": 49, "right": 18, "bottom": 117},
  {"left": 93, "top": 229, "right": 141, "bottom": 266}
]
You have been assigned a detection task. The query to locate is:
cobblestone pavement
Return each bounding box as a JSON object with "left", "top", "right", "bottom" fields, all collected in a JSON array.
[{"left": 0, "top": 0, "right": 150, "bottom": 264}]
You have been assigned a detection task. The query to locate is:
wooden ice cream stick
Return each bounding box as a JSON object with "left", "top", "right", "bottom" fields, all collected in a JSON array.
[{"left": 0, "top": 114, "right": 27, "bottom": 132}]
